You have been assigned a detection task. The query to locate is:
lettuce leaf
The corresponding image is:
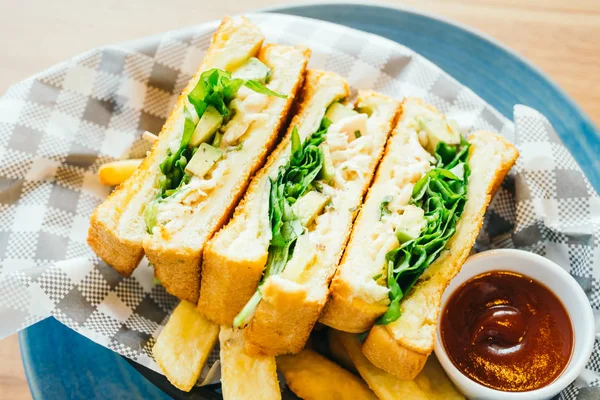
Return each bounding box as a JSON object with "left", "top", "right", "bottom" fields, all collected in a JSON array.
[
  {"left": 376, "top": 140, "right": 471, "bottom": 325},
  {"left": 146, "top": 65, "right": 287, "bottom": 232},
  {"left": 244, "top": 79, "right": 287, "bottom": 98},
  {"left": 233, "top": 122, "right": 329, "bottom": 328}
]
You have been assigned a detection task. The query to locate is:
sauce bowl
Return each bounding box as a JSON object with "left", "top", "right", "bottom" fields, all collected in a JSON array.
[{"left": 433, "top": 249, "right": 595, "bottom": 399}]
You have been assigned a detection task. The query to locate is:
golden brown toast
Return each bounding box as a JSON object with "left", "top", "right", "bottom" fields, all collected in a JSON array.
[
  {"left": 147, "top": 43, "right": 310, "bottom": 303},
  {"left": 359, "top": 107, "right": 518, "bottom": 379},
  {"left": 241, "top": 90, "right": 400, "bottom": 356},
  {"left": 87, "top": 17, "right": 265, "bottom": 277},
  {"left": 199, "top": 70, "right": 349, "bottom": 326}
]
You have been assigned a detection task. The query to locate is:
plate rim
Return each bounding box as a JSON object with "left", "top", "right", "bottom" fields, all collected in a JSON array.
[
  {"left": 18, "top": 3, "right": 598, "bottom": 399},
  {"left": 262, "top": 0, "right": 599, "bottom": 133}
]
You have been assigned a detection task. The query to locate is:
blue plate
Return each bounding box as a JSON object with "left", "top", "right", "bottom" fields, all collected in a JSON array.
[{"left": 19, "top": 3, "right": 600, "bottom": 399}]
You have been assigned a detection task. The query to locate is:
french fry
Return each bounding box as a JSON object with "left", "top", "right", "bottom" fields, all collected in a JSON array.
[
  {"left": 332, "top": 330, "right": 464, "bottom": 400},
  {"left": 277, "top": 348, "right": 377, "bottom": 400},
  {"left": 98, "top": 159, "right": 143, "bottom": 186},
  {"left": 327, "top": 329, "right": 357, "bottom": 373},
  {"left": 152, "top": 301, "right": 219, "bottom": 392},
  {"left": 219, "top": 326, "right": 281, "bottom": 400},
  {"left": 334, "top": 330, "right": 428, "bottom": 400},
  {"left": 414, "top": 355, "right": 465, "bottom": 400}
]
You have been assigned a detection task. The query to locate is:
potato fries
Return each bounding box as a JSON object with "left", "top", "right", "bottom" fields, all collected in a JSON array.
[
  {"left": 327, "top": 329, "right": 357, "bottom": 373},
  {"left": 152, "top": 301, "right": 219, "bottom": 391},
  {"left": 277, "top": 348, "right": 377, "bottom": 400},
  {"left": 415, "top": 355, "right": 465, "bottom": 400},
  {"left": 219, "top": 326, "right": 280, "bottom": 399},
  {"left": 331, "top": 330, "right": 464, "bottom": 400},
  {"left": 334, "top": 330, "right": 428, "bottom": 400},
  {"left": 98, "top": 159, "right": 142, "bottom": 186}
]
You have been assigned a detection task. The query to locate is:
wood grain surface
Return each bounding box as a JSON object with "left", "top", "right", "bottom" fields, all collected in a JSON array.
[{"left": 0, "top": 1, "right": 598, "bottom": 399}]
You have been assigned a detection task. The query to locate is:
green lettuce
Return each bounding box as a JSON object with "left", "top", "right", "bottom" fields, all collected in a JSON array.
[
  {"left": 376, "top": 139, "right": 471, "bottom": 325},
  {"left": 233, "top": 120, "right": 329, "bottom": 328},
  {"left": 157, "top": 68, "right": 286, "bottom": 199},
  {"left": 145, "top": 67, "right": 286, "bottom": 232}
]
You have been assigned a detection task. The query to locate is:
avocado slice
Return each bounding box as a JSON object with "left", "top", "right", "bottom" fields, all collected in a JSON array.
[
  {"left": 394, "top": 205, "right": 426, "bottom": 243},
  {"left": 281, "top": 234, "right": 316, "bottom": 281},
  {"left": 417, "top": 117, "right": 461, "bottom": 154},
  {"left": 319, "top": 143, "right": 335, "bottom": 184},
  {"left": 190, "top": 106, "right": 223, "bottom": 147},
  {"left": 325, "top": 102, "right": 358, "bottom": 124},
  {"left": 185, "top": 143, "right": 222, "bottom": 178},
  {"left": 293, "top": 191, "right": 330, "bottom": 227},
  {"left": 232, "top": 57, "right": 271, "bottom": 83}
]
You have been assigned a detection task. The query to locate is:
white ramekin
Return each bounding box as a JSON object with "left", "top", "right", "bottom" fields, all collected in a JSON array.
[{"left": 433, "top": 249, "right": 595, "bottom": 400}]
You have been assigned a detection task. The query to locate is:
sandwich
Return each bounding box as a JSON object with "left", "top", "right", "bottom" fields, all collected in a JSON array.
[
  {"left": 87, "top": 16, "right": 310, "bottom": 303},
  {"left": 199, "top": 69, "right": 401, "bottom": 355},
  {"left": 318, "top": 98, "right": 518, "bottom": 378}
]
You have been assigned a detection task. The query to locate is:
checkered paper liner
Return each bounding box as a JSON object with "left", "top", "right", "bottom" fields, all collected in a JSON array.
[{"left": 0, "top": 12, "right": 598, "bottom": 397}]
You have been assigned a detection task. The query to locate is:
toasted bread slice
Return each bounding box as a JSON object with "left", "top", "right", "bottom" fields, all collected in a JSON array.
[
  {"left": 320, "top": 98, "right": 440, "bottom": 332},
  {"left": 239, "top": 90, "right": 400, "bottom": 356},
  {"left": 145, "top": 43, "right": 310, "bottom": 303},
  {"left": 359, "top": 104, "right": 518, "bottom": 379},
  {"left": 277, "top": 348, "right": 378, "bottom": 400},
  {"left": 219, "top": 326, "right": 280, "bottom": 400},
  {"left": 321, "top": 99, "right": 518, "bottom": 335},
  {"left": 199, "top": 70, "right": 349, "bottom": 326},
  {"left": 87, "top": 17, "right": 265, "bottom": 276}
]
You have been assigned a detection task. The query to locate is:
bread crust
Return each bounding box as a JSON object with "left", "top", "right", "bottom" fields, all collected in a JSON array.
[
  {"left": 362, "top": 325, "right": 428, "bottom": 380},
  {"left": 245, "top": 277, "right": 323, "bottom": 356},
  {"left": 320, "top": 99, "right": 437, "bottom": 331},
  {"left": 199, "top": 246, "right": 268, "bottom": 326},
  {"left": 146, "top": 44, "right": 310, "bottom": 303},
  {"left": 319, "top": 277, "right": 388, "bottom": 333},
  {"left": 87, "top": 16, "right": 264, "bottom": 276},
  {"left": 242, "top": 91, "right": 401, "bottom": 356},
  {"left": 199, "top": 70, "right": 349, "bottom": 325},
  {"left": 362, "top": 129, "right": 519, "bottom": 380},
  {"left": 87, "top": 210, "right": 144, "bottom": 275}
]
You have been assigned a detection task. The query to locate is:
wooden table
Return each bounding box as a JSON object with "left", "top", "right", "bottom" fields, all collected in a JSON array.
[{"left": 1, "top": 1, "right": 598, "bottom": 399}]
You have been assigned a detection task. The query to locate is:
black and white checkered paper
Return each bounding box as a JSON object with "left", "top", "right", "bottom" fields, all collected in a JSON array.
[{"left": 0, "top": 13, "right": 598, "bottom": 398}]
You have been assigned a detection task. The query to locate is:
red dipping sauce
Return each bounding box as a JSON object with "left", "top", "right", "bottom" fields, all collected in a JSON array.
[{"left": 440, "top": 271, "right": 573, "bottom": 392}]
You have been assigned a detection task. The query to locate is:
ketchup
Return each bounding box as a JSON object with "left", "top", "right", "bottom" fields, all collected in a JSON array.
[{"left": 440, "top": 271, "right": 573, "bottom": 392}]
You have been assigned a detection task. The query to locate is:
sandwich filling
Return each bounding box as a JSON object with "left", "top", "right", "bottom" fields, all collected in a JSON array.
[
  {"left": 369, "top": 104, "right": 470, "bottom": 325},
  {"left": 144, "top": 59, "right": 285, "bottom": 238},
  {"left": 233, "top": 102, "right": 375, "bottom": 327}
]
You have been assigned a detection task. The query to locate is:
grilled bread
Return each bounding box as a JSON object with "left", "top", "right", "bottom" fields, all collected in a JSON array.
[
  {"left": 199, "top": 70, "right": 349, "bottom": 326},
  {"left": 201, "top": 69, "right": 400, "bottom": 355},
  {"left": 88, "top": 17, "right": 265, "bottom": 276},
  {"left": 145, "top": 43, "right": 309, "bottom": 303},
  {"left": 88, "top": 17, "right": 310, "bottom": 305},
  {"left": 329, "top": 99, "right": 519, "bottom": 379}
]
